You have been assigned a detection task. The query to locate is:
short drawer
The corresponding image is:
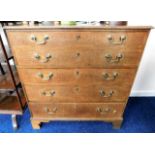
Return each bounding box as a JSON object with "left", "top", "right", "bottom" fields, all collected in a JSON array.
[
  {"left": 18, "top": 68, "right": 136, "bottom": 86},
  {"left": 24, "top": 84, "right": 131, "bottom": 102},
  {"left": 7, "top": 30, "right": 148, "bottom": 51},
  {"left": 29, "top": 102, "right": 125, "bottom": 119},
  {"left": 7, "top": 31, "right": 96, "bottom": 49}
]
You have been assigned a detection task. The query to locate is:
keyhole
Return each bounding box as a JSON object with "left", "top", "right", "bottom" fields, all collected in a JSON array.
[
  {"left": 75, "top": 87, "right": 80, "bottom": 92},
  {"left": 76, "top": 71, "right": 80, "bottom": 76},
  {"left": 76, "top": 53, "right": 80, "bottom": 57},
  {"left": 76, "top": 35, "right": 81, "bottom": 40}
]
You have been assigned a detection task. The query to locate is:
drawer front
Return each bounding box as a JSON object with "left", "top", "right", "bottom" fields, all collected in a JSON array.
[
  {"left": 7, "top": 31, "right": 96, "bottom": 49},
  {"left": 7, "top": 31, "right": 148, "bottom": 51},
  {"left": 18, "top": 68, "right": 136, "bottom": 85},
  {"left": 29, "top": 102, "right": 125, "bottom": 118},
  {"left": 24, "top": 84, "right": 131, "bottom": 102},
  {"left": 12, "top": 47, "right": 142, "bottom": 68}
]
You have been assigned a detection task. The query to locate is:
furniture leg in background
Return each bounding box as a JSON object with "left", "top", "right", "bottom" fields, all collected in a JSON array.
[{"left": 0, "top": 23, "right": 27, "bottom": 130}]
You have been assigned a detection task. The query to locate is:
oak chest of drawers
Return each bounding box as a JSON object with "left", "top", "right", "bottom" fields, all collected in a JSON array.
[{"left": 5, "top": 26, "right": 151, "bottom": 129}]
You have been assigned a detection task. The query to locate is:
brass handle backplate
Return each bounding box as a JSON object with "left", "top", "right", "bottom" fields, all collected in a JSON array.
[
  {"left": 44, "top": 107, "right": 57, "bottom": 114},
  {"left": 96, "top": 107, "right": 117, "bottom": 115},
  {"left": 105, "top": 53, "right": 123, "bottom": 63},
  {"left": 107, "top": 35, "right": 126, "bottom": 45},
  {"left": 34, "top": 53, "right": 52, "bottom": 63},
  {"left": 31, "top": 34, "right": 49, "bottom": 45},
  {"left": 37, "top": 72, "right": 53, "bottom": 81},
  {"left": 99, "top": 90, "right": 114, "bottom": 98},
  {"left": 102, "top": 72, "right": 118, "bottom": 81},
  {"left": 41, "top": 90, "right": 56, "bottom": 97}
]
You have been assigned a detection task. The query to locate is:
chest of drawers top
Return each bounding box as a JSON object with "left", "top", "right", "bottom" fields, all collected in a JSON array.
[{"left": 4, "top": 25, "right": 152, "bottom": 29}]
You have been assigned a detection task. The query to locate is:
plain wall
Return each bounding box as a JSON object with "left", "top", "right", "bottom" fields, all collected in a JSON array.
[{"left": 129, "top": 21, "right": 155, "bottom": 96}]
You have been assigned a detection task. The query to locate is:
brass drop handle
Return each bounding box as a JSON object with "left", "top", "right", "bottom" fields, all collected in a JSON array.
[
  {"left": 107, "top": 35, "right": 126, "bottom": 45},
  {"left": 105, "top": 53, "right": 123, "bottom": 63},
  {"left": 99, "top": 90, "right": 114, "bottom": 97},
  {"left": 96, "top": 107, "right": 117, "bottom": 115},
  {"left": 34, "top": 53, "right": 52, "bottom": 63},
  {"left": 44, "top": 107, "right": 57, "bottom": 115},
  {"left": 31, "top": 34, "right": 49, "bottom": 45},
  {"left": 37, "top": 72, "right": 54, "bottom": 81},
  {"left": 96, "top": 107, "right": 111, "bottom": 115},
  {"left": 41, "top": 90, "right": 56, "bottom": 97},
  {"left": 102, "top": 72, "right": 118, "bottom": 81}
]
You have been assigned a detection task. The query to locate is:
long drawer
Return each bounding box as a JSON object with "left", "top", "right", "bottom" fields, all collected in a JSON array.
[
  {"left": 29, "top": 102, "right": 125, "bottom": 119},
  {"left": 13, "top": 47, "right": 142, "bottom": 68},
  {"left": 18, "top": 68, "right": 136, "bottom": 85},
  {"left": 24, "top": 84, "right": 131, "bottom": 102},
  {"left": 7, "top": 31, "right": 147, "bottom": 51}
]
